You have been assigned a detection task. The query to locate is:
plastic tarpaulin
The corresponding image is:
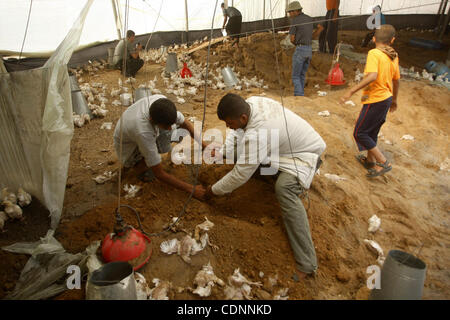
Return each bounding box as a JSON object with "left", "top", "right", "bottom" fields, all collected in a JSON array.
[
  {"left": 0, "top": 0, "right": 441, "bottom": 55},
  {"left": 0, "top": 0, "right": 94, "bottom": 229}
]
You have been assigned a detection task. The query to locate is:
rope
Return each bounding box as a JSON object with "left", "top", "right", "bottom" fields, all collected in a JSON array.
[
  {"left": 18, "top": 0, "right": 33, "bottom": 63},
  {"left": 268, "top": 0, "right": 310, "bottom": 210}
]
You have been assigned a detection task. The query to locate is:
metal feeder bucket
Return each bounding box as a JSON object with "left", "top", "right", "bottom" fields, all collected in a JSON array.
[
  {"left": 370, "top": 250, "right": 427, "bottom": 300},
  {"left": 221, "top": 67, "right": 238, "bottom": 89},
  {"left": 107, "top": 47, "right": 115, "bottom": 68},
  {"left": 86, "top": 261, "right": 137, "bottom": 300},
  {"left": 165, "top": 52, "right": 178, "bottom": 74},
  {"left": 70, "top": 75, "right": 92, "bottom": 117},
  {"left": 134, "top": 87, "right": 152, "bottom": 102},
  {"left": 156, "top": 129, "right": 173, "bottom": 154}
]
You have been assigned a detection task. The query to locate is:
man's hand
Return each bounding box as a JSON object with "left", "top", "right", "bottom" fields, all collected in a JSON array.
[
  {"left": 204, "top": 185, "right": 215, "bottom": 200},
  {"left": 193, "top": 184, "right": 206, "bottom": 200},
  {"left": 390, "top": 101, "right": 398, "bottom": 112},
  {"left": 340, "top": 90, "right": 353, "bottom": 104}
]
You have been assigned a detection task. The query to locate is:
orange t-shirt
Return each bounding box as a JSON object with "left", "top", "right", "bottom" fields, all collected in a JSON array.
[
  {"left": 361, "top": 48, "right": 400, "bottom": 104},
  {"left": 326, "top": 0, "right": 339, "bottom": 10}
]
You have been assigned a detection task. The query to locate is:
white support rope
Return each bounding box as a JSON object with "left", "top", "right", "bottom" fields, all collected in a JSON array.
[{"left": 18, "top": 0, "right": 33, "bottom": 63}]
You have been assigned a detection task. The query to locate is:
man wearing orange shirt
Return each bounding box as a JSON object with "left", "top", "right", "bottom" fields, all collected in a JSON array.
[
  {"left": 340, "top": 25, "right": 400, "bottom": 178},
  {"left": 319, "top": 0, "right": 340, "bottom": 54}
]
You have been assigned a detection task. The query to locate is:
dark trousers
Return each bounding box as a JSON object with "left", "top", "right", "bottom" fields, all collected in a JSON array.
[
  {"left": 362, "top": 30, "right": 376, "bottom": 47},
  {"left": 116, "top": 57, "right": 144, "bottom": 77},
  {"left": 226, "top": 15, "right": 242, "bottom": 43},
  {"left": 319, "top": 9, "right": 339, "bottom": 53},
  {"left": 353, "top": 97, "right": 392, "bottom": 151}
]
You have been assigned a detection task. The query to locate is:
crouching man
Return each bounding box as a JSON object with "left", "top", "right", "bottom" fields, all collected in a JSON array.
[
  {"left": 114, "top": 95, "right": 207, "bottom": 199},
  {"left": 202, "top": 93, "right": 326, "bottom": 279}
]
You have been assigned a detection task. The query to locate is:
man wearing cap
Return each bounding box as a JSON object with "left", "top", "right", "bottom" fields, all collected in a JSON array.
[
  {"left": 287, "top": 1, "right": 313, "bottom": 96},
  {"left": 319, "top": 0, "right": 340, "bottom": 54}
]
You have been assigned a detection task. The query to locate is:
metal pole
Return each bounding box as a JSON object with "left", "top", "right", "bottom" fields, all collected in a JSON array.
[
  {"left": 185, "top": 0, "right": 189, "bottom": 43},
  {"left": 263, "top": 0, "right": 266, "bottom": 20},
  {"left": 439, "top": 4, "right": 450, "bottom": 41},
  {"left": 285, "top": 0, "right": 289, "bottom": 16},
  {"left": 438, "top": 0, "right": 449, "bottom": 32},
  {"left": 111, "top": 0, "right": 122, "bottom": 39}
]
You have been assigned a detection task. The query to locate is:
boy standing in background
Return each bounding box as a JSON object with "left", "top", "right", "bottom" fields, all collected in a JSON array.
[{"left": 341, "top": 25, "right": 400, "bottom": 178}]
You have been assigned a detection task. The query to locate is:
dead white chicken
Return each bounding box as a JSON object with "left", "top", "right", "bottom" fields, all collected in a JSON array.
[
  {"left": 160, "top": 233, "right": 212, "bottom": 263},
  {"left": 123, "top": 184, "right": 141, "bottom": 199},
  {"left": 191, "top": 262, "right": 225, "bottom": 297},
  {"left": 368, "top": 215, "right": 381, "bottom": 233},
  {"left": 93, "top": 171, "right": 117, "bottom": 184},
  {"left": 1, "top": 188, "right": 17, "bottom": 204},
  {"left": 224, "top": 268, "right": 262, "bottom": 300},
  {"left": 0, "top": 211, "right": 8, "bottom": 231},
  {"left": 3, "top": 200, "right": 23, "bottom": 220},
  {"left": 112, "top": 100, "right": 121, "bottom": 107},
  {"left": 135, "top": 272, "right": 151, "bottom": 300},
  {"left": 149, "top": 278, "right": 172, "bottom": 300},
  {"left": 176, "top": 97, "right": 186, "bottom": 104},
  {"left": 194, "top": 216, "right": 214, "bottom": 241},
  {"left": 111, "top": 88, "right": 121, "bottom": 97},
  {"left": 273, "top": 288, "right": 289, "bottom": 300},
  {"left": 364, "top": 239, "right": 385, "bottom": 265},
  {"left": 17, "top": 188, "right": 32, "bottom": 207}
]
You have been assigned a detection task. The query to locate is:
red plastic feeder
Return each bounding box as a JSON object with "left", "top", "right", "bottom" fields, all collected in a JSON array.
[
  {"left": 102, "top": 227, "right": 152, "bottom": 271},
  {"left": 180, "top": 62, "right": 192, "bottom": 78},
  {"left": 326, "top": 63, "right": 346, "bottom": 86}
]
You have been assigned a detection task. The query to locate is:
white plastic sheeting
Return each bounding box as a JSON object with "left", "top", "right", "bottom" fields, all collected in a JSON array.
[
  {"left": 0, "top": 0, "right": 442, "bottom": 55},
  {"left": 0, "top": 0, "right": 94, "bottom": 229}
]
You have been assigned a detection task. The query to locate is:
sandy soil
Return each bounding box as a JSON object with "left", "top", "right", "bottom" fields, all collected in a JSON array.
[{"left": 1, "top": 30, "right": 449, "bottom": 300}]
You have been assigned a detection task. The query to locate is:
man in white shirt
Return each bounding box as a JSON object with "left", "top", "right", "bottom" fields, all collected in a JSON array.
[
  {"left": 203, "top": 93, "right": 326, "bottom": 278},
  {"left": 114, "top": 95, "right": 206, "bottom": 199}
]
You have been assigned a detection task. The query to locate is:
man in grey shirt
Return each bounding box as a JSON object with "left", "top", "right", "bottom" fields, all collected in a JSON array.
[
  {"left": 114, "top": 95, "right": 207, "bottom": 199},
  {"left": 287, "top": 1, "right": 313, "bottom": 96},
  {"left": 222, "top": 3, "right": 242, "bottom": 47},
  {"left": 113, "top": 30, "right": 144, "bottom": 77}
]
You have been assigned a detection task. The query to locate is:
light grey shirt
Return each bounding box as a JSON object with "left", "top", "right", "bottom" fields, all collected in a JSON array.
[
  {"left": 212, "top": 96, "right": 326, "bottom": 196},
  {"left": 113, "top": 95, "right": 185, "bottom": 167}
]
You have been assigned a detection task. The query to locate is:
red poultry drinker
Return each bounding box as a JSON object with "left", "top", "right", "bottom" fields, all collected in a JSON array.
[
  {"left": 181, "top": 62, "right": 192, "bottom": 78},
  {"left": 326, "top": 63, "right": 346, "bottom": 86}
]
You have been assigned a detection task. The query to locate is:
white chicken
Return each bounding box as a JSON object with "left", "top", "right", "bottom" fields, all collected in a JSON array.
[
  {"left": 0, "top": 211, "right": 8, "bottom": 231},
  {"left": 3, "top": 200, "right": 23, "bottom": 220},
  {"left": 17, "top": 188, "right": 32, "bottom": 207},
  {"left": 1, "top": 188, "right": 17, "bottom": 204}
]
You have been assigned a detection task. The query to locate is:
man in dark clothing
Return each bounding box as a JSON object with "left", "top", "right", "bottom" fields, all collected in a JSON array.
[
  {"left": 287, "top": 1, "right": 313, "bottom": 96},
  {"left": 222, "top": 3, "right": 242, "bottom": 47},
  {"left": 319, "top": 0, "right": 340, "bottom": 54},
  {"left": 113, "top": 30, "right": 144, "bottom": 77}
]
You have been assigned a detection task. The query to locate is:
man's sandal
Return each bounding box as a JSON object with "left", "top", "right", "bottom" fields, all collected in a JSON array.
[
  {"left": 366, "top": 161, "right": 392, "bottom": 178},
  {"left": 355, "top": 154, "right": 375, "bottom": 169}
]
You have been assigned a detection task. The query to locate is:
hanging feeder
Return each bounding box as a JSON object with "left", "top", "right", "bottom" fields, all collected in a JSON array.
[
  {"left": 325, "top": 43, "right": 346, "bottom": 86},
  {"left": 101, "top": 205, "right": 152, "bottom": 271},
  {"left": 180, "top": 62, "right": 192, "bottom": 78}
]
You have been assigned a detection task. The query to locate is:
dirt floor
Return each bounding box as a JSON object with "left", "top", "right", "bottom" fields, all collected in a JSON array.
[{"left": 1, "top": 29, "right": 449, "bottom": 300}]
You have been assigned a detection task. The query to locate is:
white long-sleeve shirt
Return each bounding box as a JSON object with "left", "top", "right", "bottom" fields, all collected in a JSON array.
[{"left": 212, "top": 96, "right": 326, "bottom": 196}]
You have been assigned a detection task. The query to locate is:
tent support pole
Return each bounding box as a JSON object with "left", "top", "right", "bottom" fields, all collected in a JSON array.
[
  {"left": 111, "top": 0, "right": 122, "bottom": 39},
  {"left": 185, "top": 0, "right": 189, "bottom": 43},
  {"left": 439, "top": 3, "right": 450, "bottom": 41},
  {"left": 263, "top": 0, "right": 266, "bottom": 20},
  {"left": 438, "top": 0, "right": 449, "bottom": 32}
]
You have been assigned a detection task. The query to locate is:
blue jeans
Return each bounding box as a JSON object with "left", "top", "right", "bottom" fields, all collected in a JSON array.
[{"left": 292, "top": 45, "right": 312, "bottom": 96}]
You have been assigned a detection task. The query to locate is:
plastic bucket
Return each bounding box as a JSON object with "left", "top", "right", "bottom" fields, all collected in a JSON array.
[
  {"left": 86, "top": 261, "right": 137, "bottom": 300},
  {"left": 370, "top": 250, "right": 426, "bottom": 300},
  {"left": 134, "top": 87, "right": 152, "bottom": 102},
  {"left": 165, "top": 52, "right": 178, "bottom": 74},
  {"left": 71, "top": 91, "right": 92, "bottom": 117},
  {"left": 221, "top": 67, "right": 238, "bottom": 89}
]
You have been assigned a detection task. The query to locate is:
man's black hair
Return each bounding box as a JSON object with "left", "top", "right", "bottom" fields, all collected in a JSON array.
[
  {"left": 217, "top": 93, "right": 250, "bottom": 120},
  {"left": 126, "top": 30, "right": 135, "bottom": 38},
  {"left": 150, "top": 98, "right": 177, "bottom": 125},
  {"left": 221, "top": 3, "right": 224, "bottom": 7}
]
